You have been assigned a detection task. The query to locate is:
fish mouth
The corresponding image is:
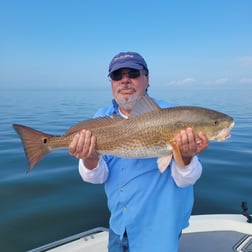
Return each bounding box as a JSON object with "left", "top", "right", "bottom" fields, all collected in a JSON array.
[{"left": 215, "top": 121, "right": 235, "bottom": 141}]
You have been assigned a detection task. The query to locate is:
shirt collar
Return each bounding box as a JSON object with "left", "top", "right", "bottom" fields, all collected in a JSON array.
[{"left": 111, "top": 99, "right": 128, "bottom": 118}]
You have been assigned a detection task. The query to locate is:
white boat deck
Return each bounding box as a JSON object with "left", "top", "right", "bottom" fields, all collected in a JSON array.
[
  {"left": 179, "top": 214, "right": 252, "bottom": 252},
  {"left": 28, "top": 214, "right": 252, "bottom": 252},
  {"left": 28, "top": 227, "right": 108, "bottom": 252},
  {"left": 46, "top": 228, "right": 108, "bottom": 252}
]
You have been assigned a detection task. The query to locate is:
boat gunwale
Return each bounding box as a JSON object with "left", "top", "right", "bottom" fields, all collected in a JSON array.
[{"left": 27, "top": 226, "right": 108, "bottom": 252}]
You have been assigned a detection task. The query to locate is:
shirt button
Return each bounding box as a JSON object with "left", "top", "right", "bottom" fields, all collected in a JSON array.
[
  {"left": 123, "top": 207, "right": 127, "bottom": 211},
  {"left": 120, "top": 187, "right": 124, "bottom": 192}
]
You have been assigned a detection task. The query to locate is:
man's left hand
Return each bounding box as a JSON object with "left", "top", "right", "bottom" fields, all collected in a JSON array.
[{"left": 176, "top": 128, "right": 209, "bottom": 165}]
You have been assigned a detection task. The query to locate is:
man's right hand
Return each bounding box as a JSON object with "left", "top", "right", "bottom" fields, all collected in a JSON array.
[{"left": 69, "top": 129, "right": 99, "bottom": 169}]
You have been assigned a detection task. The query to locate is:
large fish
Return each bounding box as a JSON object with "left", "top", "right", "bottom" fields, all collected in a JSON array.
[{"left": 13, "top": 95, "right": 234, "bottom": 172}]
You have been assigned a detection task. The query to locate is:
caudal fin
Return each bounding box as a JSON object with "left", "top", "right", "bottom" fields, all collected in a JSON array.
[{"left": 13, "top": 124, "right": 54, "bottom": 172}]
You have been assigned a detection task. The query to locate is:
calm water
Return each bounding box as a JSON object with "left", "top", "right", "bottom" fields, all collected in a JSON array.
[{"left": 1, "top": 85, "right": 252, "bottom": 251}]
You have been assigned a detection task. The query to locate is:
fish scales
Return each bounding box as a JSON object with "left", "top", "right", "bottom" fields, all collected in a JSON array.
[
  {"left": 90, "top": 111, "right": 166, "bottom": 158},
  {"left": 93, "top": 108, "right": 200, "bottom": 158}
]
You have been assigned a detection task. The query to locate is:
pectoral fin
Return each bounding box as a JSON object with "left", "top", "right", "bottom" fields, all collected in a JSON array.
[
  {"left": 171, "top": 143, "right": 186, "bottom": 167},
  {"left": 157, "top": 155, "right": 172, "bottom": 173}
]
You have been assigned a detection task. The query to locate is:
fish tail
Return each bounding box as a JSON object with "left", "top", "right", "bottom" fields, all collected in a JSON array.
[{"left": 13, "top": 124, "right": 54, "bottom": 172}]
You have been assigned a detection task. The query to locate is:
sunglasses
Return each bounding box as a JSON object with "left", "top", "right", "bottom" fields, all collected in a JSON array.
[{"left": 109, "top": 69, "right": 141, "bottom": 81}]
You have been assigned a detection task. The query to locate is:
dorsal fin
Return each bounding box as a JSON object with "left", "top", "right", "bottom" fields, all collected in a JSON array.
[
  {"left": 129, "top": 95, "right": 161, "bottom": 117},
  {"left": 65, "top": 95, "right": 160, "bottom": 134},
  {"left": 65, "top": 116, "right": 123, "bottom": 135}
]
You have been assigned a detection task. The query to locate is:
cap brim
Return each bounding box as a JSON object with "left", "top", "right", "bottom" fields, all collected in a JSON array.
[{"left": 109, "top": 63, "right": 143, "bottom": 74}]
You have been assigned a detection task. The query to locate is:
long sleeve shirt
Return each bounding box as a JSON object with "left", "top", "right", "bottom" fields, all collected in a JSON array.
[{"left": 78, "top": 98, "right": 202, "bottom": 252}]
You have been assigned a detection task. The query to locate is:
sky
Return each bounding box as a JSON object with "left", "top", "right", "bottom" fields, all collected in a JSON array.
[{"left": 0, "top": 0, "right": 252, "bottom": 89}]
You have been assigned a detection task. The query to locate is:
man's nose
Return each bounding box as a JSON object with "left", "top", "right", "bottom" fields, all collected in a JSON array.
[{"left": 121, "top": 72, "right": 131, "bottom": 81}]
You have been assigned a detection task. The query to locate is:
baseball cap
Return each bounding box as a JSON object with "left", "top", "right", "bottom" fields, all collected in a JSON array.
[{"left": 108, "top": 52, "right": 149, "bottom": 75}]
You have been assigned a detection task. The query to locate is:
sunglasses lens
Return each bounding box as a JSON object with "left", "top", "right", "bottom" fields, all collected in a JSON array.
[
  {"left": 109, "top": 69, "right": 141, "bottom": 81},
  {"left": 128, "top": 70, "right": 140, "bottom": 78},
  {"left": 110, "top": 70, "right": 122, "bottom": 81}
]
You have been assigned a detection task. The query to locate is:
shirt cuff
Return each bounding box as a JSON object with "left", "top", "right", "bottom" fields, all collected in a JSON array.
[
  {"left": 80, "top": 157, "right": 101, "bottom": 173},
  {"left": 79, "top": 157, "right": 109, "bottom": 184},
  {"left": 173, "top": 156, "right": 200, "bottom": 173},
  {"left": 171, "top": 156, "right": 202, "bottom": 187}
]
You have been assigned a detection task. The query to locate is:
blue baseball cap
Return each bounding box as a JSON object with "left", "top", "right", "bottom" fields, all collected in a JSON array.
[{"left": 108, "top": 52, "right": 149, "bottom": 75}]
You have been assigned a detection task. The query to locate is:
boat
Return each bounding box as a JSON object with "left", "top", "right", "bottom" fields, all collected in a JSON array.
[
  {"left": 179, "top": 214, "right": 252, "bottom": 252},
  {"left": 28, "top": 203, "right": 252, "bottom": 252}
]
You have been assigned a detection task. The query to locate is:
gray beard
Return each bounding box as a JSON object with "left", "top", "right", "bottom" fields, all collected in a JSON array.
[{"left": 115, "top": 96, "right": 140, "bottom": 112}]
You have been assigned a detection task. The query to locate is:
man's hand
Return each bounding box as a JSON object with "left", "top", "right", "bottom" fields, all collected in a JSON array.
[
  {"left": 176, "top": 128, "right": 209, "bottom": 165},
  {"left": 69, "top": 129, "right": 99, "bottom": 169}
]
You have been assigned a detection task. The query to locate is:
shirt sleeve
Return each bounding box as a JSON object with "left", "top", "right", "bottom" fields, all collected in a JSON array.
[
  {"left": 78, "top": 157, "right": 109, "bottom": 184},
  {"left": 171, "top": 156, "right": 202, "bottom": 187}
]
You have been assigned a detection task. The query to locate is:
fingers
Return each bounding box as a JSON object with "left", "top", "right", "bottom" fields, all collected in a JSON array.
[
  {"left": 69, "top": 129, "right": 97, "bottom": 159},
  {"left": 176, "top": 128, "right": 209, "bottom": 159},
  {"left": 197, "top": 131, "right": 209, "bottom": 152},
  {"left": 177, "top": 128, "right": 195, "bottom": 154},
  {"left": 88, "top": 135, "right": 97, "bottom": 157}
]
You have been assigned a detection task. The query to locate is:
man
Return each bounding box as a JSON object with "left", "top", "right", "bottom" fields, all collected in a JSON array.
[{"left": 69, "top": 52, "right": 208, "bottom": 251}]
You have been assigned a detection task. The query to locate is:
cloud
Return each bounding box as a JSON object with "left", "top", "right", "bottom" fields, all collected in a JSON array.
[
  {"left": 240, "top": 78, "right": 252, "bottom": 84},
  {"left": 214, "top": 77, "right": 229, "bottom": 84},
  {"left": 238, "top": 56, "right": 252, "bottom": 67},
  {"left": 201, "top": 77, "right": 230, "bottom": 86},
  {"left": 168, "top": 77, "right": 196, "bottom": 85}
]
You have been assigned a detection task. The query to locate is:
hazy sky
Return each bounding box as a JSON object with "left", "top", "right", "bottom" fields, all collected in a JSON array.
[{"left": 1, "top": 0, "right": 252, "bottom": 89}]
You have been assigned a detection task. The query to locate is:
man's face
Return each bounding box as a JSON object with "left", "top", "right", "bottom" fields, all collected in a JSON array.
[{"left": 110, "top": 68, "right": 149, "bottom": 113}]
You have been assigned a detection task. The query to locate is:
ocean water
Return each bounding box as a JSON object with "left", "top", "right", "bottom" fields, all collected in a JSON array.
[{"left": 1, "top": 85, "right": 252, "bottom": 251}]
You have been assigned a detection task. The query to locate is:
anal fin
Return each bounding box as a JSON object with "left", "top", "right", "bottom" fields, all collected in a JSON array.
[
  {"left": 171, "top": 143, "right": 186, "bottom": 168},
  {"left": 157, "top": 155, "right": 172, "bottom": 173}
]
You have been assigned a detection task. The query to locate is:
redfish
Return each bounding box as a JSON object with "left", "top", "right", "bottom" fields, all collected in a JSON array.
[{"left": 13, "top": 95, "right": 234, "bottom": 172}]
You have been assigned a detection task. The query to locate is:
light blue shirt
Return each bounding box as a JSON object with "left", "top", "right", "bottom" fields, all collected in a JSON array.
[{"left": 83, "top": 98, "right": 198, "bottom": 252}]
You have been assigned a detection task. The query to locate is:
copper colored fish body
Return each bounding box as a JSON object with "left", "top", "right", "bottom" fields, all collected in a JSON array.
[{"left": 13, "top": 95, "right": 234, "bottom": 172}]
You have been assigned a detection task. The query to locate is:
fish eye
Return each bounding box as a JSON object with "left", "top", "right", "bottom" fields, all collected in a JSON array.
[{"left": 212, "top": 120, "right": 218, "bottom": 125}]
